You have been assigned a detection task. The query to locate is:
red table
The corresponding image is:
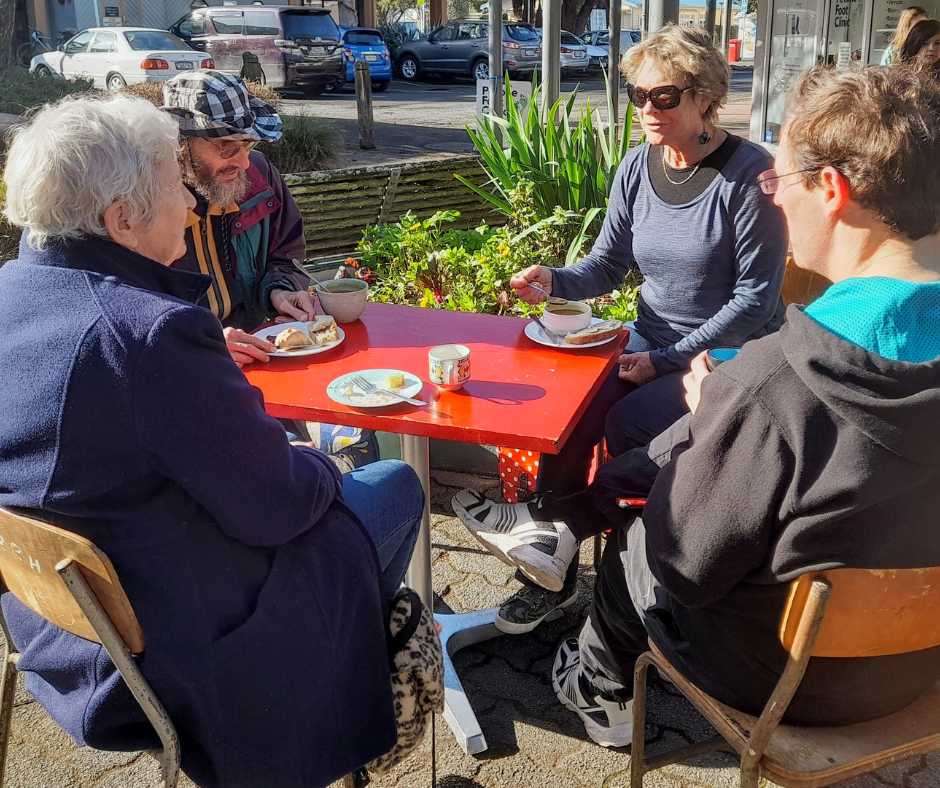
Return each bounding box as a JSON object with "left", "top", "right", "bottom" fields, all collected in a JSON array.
[{"left": 245, "top": 303, "right": 624, "bottom": 753}]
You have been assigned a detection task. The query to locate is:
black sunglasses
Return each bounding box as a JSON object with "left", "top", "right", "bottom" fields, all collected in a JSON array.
[{"left": 626, "top": 83, "right": 695, "bottom": 110}]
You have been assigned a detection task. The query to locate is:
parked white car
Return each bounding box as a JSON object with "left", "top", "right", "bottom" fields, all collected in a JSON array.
[
  {"left": 560, "top": 31, "right": 590, "bottom": 76},
  {"left": 29, "top": 27, "right": 213, "bottom": 91},
  {"left": 583, "top": 29, "right": 641, "bottom": 71}
]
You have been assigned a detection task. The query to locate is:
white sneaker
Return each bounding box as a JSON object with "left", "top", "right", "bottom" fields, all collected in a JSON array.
[
  {"left": 552, "top": 638, "right": 634, "bottom": 748},
  {"left": 451, "top": 490, "right": 579, "bottom": 592}
]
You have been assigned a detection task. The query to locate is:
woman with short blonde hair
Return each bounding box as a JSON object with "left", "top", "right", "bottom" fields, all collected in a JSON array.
[{"left": 450, "top": 24, "right": 788, "bottom": 678}]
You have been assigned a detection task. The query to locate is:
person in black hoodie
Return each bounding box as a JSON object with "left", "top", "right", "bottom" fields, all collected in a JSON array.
[{"left": 541, "top": 65, "right": 940, "bottom": 748}]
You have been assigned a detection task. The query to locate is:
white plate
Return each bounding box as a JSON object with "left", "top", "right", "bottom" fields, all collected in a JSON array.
[
  {"left": 327, "top": 368, "right": 423, "bottom": 408},
  {"left": 525, "top": 317, "right": 621, "bottom": 349},
  {"left": 253, "top": 321, "right": 346, "bottom": 358}
]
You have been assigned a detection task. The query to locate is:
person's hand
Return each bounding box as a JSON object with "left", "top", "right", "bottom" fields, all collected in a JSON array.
[
  {"left": 223, "top": 327, "right": 275, "bottom": 367},
  {"left": 618, "top": 351, "right": 657, "bottom": 385},
  {"left": 270, "top": 288, "right": 316, "bottom": 322},
  {"left": 509, "top": 265, "right": 553, "bottom": 305},
  {"left": 682, "top": 351, "right": 710, "bottom": 414}
]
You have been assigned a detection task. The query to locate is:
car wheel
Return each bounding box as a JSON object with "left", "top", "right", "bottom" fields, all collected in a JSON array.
[
  {"left": 472, "top": 58, "right": 489, "bottom": 81},
  {"left": 106, "top": 73, "right": 127, "bottom": 91},
  {"left": 399, "top": 56, "right": 420, "bottom": 81},
  {"left": 372, "top": 80, "right": 389, "bottom": 92},
  {"left": 33, "top": 64, "right": 53, "bottom": 78}
]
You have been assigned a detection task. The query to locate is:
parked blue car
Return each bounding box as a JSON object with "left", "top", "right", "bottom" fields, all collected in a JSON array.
[{"left": 340, "top": 27, "right": 392, "bottom": 91}]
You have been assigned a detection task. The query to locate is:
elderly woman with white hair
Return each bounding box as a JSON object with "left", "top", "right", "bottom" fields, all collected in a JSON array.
[
  {"left": 0, "top": 94, "right": 424, "bottom": 786},
  {"left": 452, "top": 25, "right": 789, "bottom": 636}
]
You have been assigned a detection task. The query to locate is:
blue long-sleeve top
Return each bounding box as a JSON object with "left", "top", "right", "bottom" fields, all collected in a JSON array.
[{"left": 552, "top": 139, "right": 788, "bottom": 374}]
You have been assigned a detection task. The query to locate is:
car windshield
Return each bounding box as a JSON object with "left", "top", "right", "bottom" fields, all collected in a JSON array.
[
  {"left": 124, "top": 31, "right": 191, "bottom": 51},
  {"left": 505, "top": 25, "right": 540, "bottom": 42},
  {"left": 281, "top": 12, "right": 339, "bottom": 41},
  {"left": 345, "top": 31, "right": 383, "bottom": 45}
]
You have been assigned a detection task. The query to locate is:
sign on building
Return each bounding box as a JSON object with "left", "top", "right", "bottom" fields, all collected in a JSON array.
[{"left": 476, "top": 79, "right": 533, "bottom": 117}]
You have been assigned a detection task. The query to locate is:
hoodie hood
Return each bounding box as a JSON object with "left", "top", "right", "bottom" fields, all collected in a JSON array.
[{"left": 779, "top": 305, "right": 940, "bottom": 465}]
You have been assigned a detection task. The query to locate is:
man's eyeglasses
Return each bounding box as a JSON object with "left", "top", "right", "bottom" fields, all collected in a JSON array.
[
  {"left": 213, "top": 139, "right": 260, "bottom": 160},
  {"left": 626, "top": 83, "right": 695, "bottom": 111},
  {"left": 756, "top": 167, "right": 819, "bottom": 195}
]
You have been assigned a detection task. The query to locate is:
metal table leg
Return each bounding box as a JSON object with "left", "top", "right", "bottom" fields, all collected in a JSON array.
[{"left": 400, "top": 434, "right": 504, "bottom": 755}]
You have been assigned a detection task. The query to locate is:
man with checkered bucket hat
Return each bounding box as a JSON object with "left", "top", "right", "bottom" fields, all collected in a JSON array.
[{"left": 164, "top": 71, "right": 379, "bottom": 469}]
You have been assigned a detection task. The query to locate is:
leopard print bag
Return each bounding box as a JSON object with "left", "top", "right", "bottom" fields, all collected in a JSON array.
[{"left": 367, "top": 587, "right": 444, "bottom": 775}]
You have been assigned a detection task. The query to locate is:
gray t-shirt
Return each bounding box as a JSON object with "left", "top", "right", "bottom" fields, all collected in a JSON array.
[{"left": 551, "top": 138, "right": 788, "bottom": 373}]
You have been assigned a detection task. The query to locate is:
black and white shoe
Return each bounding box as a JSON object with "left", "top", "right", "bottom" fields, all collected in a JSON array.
[
  {"left": 552, "top": 638, "right": 634, "bottom": 748},
  {"left": 495, "top": 581, "right": 579, "bottom": 635},
  {"left": 451, "top": 490, "right": 579, "bottom": 592}
]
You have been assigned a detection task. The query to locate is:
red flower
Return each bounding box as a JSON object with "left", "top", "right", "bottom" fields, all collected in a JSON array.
[{"left": 344, "top": 257, "right": 360, "bottom": 270}]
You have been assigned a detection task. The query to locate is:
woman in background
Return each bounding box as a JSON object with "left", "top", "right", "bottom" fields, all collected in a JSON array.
[{"left": 881, "top": 6, "right": 926, "bottom": 64}]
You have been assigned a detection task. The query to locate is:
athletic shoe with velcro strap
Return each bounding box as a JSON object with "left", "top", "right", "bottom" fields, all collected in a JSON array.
[
  {"left": 451, "top": 489, "right": 579, "bottom": 592},
  {"left": 552, "top": 638, "right": 634, "bottom": 748}
]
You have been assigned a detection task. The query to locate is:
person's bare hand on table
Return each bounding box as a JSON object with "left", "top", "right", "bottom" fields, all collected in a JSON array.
[
  {"left": 270, "top": 288, "right": 317, "bottom": 323},
  {"left": 510, "top": 265, "right": 554, "bottom": 305},
  {"left": 224, "top": 327, "right": 275, "bottom": 368},
  {"left": 618, "top": 351, "right": 657, "bottom": 385}
]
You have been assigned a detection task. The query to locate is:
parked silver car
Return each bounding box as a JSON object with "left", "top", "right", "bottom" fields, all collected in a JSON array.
[
  {"left": 560, "top": 30, "right": 590, "bottom": 76},
  {"left": 397, "top": 20, "right": 541, "bottom": 81},
  {"left": 582, "top": 29, "right": 641, "bottom": 70}
]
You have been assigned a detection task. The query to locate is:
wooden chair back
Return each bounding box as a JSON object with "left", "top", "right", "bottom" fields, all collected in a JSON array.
[
  {"left": 780, "top": 256, "right": 830, "bottom": 306},
  {"left": 781, "top": 567, "right": 940, "bottom": 658},
  {"left": 0, "top": 508, "right": 144, "bottom": 653}
]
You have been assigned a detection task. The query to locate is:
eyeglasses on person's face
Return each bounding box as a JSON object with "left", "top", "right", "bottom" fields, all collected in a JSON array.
[
  {"left": 211, "top": 139, "right": 260, "bottom": 160},
  {"left": 626, "top": 83, "right": 695, "bottom": 111},
  {"left": 757, "top": 167, "right": 819, "bottom": 195}
]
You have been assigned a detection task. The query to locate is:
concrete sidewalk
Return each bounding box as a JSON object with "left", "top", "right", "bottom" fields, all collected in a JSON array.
[{"left": 3, "top": 467, "right": 939, "bottom": 787}]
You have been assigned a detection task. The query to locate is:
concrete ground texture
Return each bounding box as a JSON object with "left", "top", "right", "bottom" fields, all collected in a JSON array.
[
  {"left": 4, "top": 71, "right": 940, "bottom": 787},
  {"left": 3, "top": 468, "right": 939, "bottom": 787}
]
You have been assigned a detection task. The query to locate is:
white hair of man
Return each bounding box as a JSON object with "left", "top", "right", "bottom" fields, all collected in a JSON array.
[{"left": 3, "top": 94, "right": 180, "bottom": 250}]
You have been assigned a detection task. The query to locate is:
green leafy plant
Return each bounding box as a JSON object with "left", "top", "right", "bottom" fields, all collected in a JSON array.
[
  {"left": 0, "top": 67, "right": 94, "bottom": 115},
  {"left": 458, "top": 73, "right": 635, "bottom": 265}
]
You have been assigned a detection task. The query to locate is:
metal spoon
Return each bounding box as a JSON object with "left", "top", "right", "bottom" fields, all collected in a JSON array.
[{"left": 528, "top": 281, "right": 568, "bottom": 305}]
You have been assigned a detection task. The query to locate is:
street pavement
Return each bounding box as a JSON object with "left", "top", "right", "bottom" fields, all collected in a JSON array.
[{"left": 279, "top": 69, "right": 755, "bottom": 169}]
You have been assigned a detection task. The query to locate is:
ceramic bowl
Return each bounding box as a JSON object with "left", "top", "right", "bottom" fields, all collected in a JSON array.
[
  {"left": 540, "top": 300, "right": 592, "bottom": 334},
  {"left": 315, "top": 278, "right": 369, "bottom": 323}
]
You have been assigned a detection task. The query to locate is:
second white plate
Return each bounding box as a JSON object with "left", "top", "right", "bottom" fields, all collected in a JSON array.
[{"left": 525, "top": 317, "right": 621, "bottom": 349}]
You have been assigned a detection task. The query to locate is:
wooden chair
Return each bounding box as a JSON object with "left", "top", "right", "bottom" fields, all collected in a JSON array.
[
  {"left": 630, "top": 567, "right": 940, "bottom": 787},
  {"left": 0, "top": 507, "right": 180, "bottom": 787}
]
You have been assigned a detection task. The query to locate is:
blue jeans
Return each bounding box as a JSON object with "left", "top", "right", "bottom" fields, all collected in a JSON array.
[{"left": 341, "top": 459, "right": 423, "bottom": 601}]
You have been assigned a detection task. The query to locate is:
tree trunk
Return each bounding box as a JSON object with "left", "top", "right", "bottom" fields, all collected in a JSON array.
[
  {"left": 0, "top": 0, "right": 16, "bottom": 69},
  {"left": 561, "top": 0, "right": 603, "bottom": 36}
]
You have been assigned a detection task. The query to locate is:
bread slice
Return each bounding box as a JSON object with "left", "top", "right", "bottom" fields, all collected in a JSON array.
[
  {"left": 274, "top": 326, "right": 314, "bottom": 350},
  {"left": 308, "top": 315, "right": 338, "bottom": 346},
  {"left": 564, "top": 319, "right": 622, "bottom": 345}
]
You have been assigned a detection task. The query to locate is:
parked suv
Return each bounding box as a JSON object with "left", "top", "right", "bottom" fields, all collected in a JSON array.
[
  {"left": 397, "top": 20, "right": 541, "bottom": 82},
  {"left": 169, "top": 5, "right": 344, "bottom": 95}
]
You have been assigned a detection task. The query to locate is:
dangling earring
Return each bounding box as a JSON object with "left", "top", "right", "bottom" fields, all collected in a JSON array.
[{"left": 698, "top": 128, "right": 712, "bottom": 145}]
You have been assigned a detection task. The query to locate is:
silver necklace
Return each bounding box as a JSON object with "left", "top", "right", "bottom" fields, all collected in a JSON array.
[{"left": 661, "top": 149, "right": 701, "bottom": 185}]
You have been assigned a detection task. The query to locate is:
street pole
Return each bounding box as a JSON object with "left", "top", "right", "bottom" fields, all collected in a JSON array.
[
  {"left": 541, "top": 0, "right": 561, "bottom": 110},
  {"left": 705, "top": 0, "right": 717, "bottom": 40},
  {"left": 647, "top": 0, "right": 679, "bottom": 33},
  {"left": 608, "top": 0, "right": 622, "bottom": 128},
  {"left": 720, "top": 0, "right": 731, "bottom": 56},
  {"left": 487, "top": 0, "right": 503, "bottom": 118}
]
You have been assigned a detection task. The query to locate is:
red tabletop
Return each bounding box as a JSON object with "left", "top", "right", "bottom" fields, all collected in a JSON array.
[{"left": 244, "top": 303, "right": 625, "bottom": 454}]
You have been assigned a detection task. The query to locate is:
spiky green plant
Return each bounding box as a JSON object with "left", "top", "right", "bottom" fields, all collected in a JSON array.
[{"left": 458, "top": 71, "right": 635, "bottom": 264}]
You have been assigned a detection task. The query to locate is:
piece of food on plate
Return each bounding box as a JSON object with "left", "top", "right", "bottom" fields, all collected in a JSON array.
[
  {"left": 564, "top": 319, "right": 622, "bottom": 345},
  {"left": 275, "top": 326, "right": 314, "bottom": 350},
  {"left": 386, "top": 372, "right": 405, "bottom": 389},
  {"left": 308, "top": 315, "right": 339, "bottom": 346}
]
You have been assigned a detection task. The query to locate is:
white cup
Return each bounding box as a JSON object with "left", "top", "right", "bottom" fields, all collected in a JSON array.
[
  {"left": 429, "top": 344, "right": 471, "bottom": 390},
  {"left": 313, "top": 278, "right": 369, "bottom": 323}
]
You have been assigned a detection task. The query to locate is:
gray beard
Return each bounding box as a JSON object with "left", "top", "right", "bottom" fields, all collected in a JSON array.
[{"left": 187, "top": 169, "right": 249, "bottom": 207}]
